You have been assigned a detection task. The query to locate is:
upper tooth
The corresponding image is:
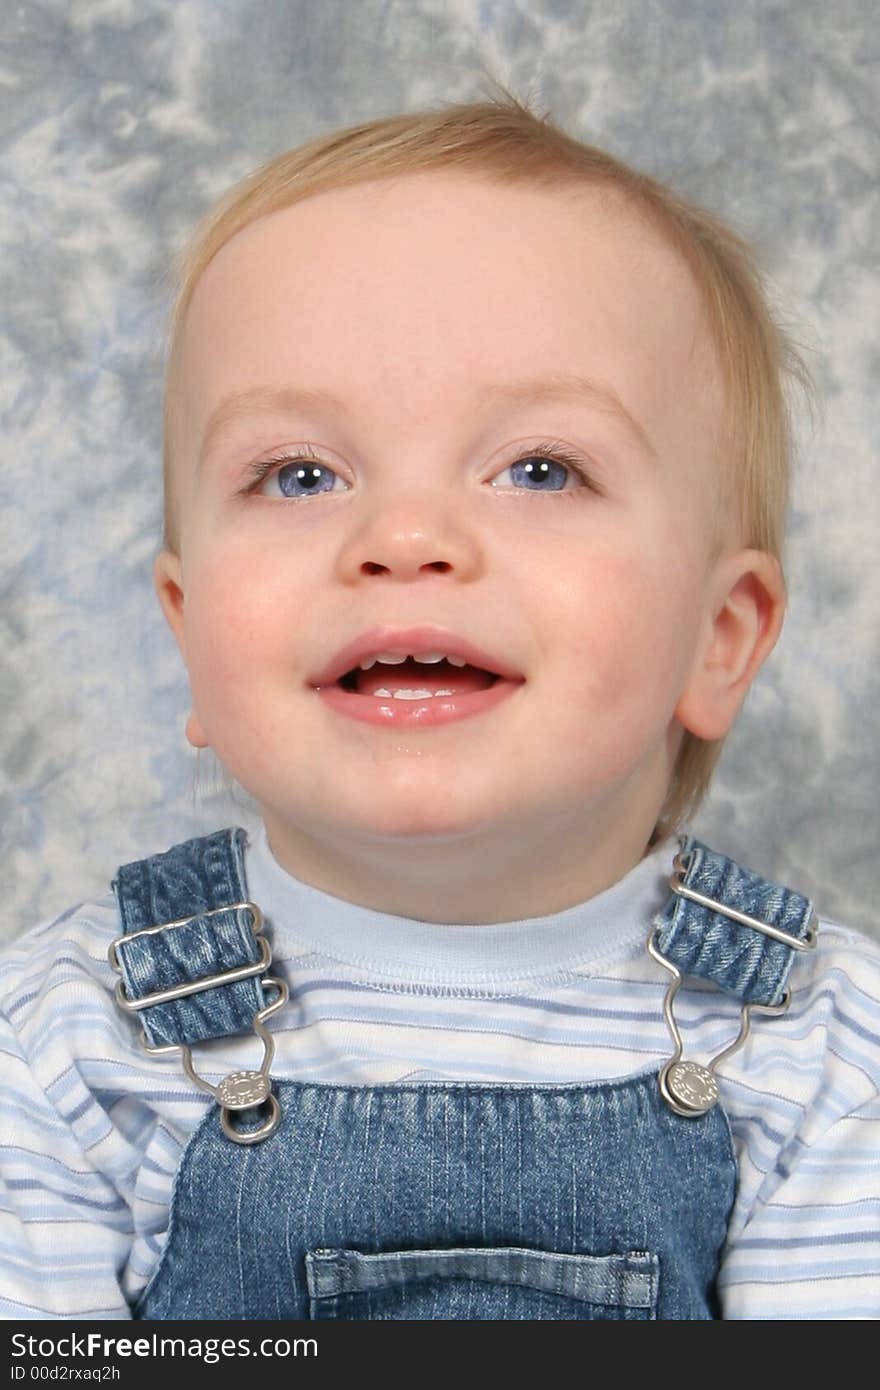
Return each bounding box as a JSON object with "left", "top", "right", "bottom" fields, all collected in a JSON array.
[
  {"left": 359, "top": 653, "right": 407, "bottom": 669},
  {"left": 358, "top": 651, "right": 469, "bottom": 670}
]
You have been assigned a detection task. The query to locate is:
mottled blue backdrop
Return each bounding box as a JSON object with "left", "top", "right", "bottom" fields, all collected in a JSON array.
[{"left": 2, "top": 0, "right": 877, "bottom": 941}]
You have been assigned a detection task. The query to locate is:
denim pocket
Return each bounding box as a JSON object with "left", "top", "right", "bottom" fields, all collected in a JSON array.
[{"left": 305, "top": 1245, "right": 658, "bottom": 1320}]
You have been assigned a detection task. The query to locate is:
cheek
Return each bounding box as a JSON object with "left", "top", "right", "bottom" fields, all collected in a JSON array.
[
  {"left": 546, "top": 532, "right": 701, "bottom": 711},
  {"left": 182, "top": 551, "right": 291, "bottom": 704}
]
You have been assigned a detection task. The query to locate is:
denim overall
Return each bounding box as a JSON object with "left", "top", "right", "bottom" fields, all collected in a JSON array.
[{"left": 110, "top": 829, "right": 817, "bottom": 1320}]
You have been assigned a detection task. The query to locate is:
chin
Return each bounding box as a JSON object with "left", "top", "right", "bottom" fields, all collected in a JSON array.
[
  {"left": 347, "top": 779, "right": 507, "bottom": 841},
  {"left": 357, "top": 804, "right": 494, "bottom": 843}
]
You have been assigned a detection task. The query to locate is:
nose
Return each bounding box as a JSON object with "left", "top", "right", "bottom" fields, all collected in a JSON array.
[{"left": 335, "top": 498, "right": 485, "bottom": 584}]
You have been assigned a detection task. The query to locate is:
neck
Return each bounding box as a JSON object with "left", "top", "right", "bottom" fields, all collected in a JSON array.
[{"left": 260, "top": 798, "right": 663, "bottom": 924}]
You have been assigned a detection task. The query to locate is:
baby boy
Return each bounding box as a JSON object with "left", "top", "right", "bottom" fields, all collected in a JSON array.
[{"left": 2, "top": 94, "right": 877, "bottom": 1321}]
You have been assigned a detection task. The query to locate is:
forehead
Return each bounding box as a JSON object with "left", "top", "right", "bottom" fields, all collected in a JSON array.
[{"left": 174, "top": 171, "right": 720, "bottom": 470}]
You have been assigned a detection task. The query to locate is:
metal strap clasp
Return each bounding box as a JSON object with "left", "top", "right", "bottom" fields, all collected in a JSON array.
[
  {"left": 649, "top": 856, "right": 817, "bottom": 1118},
  {"left": 109, "top": 902, "right": 287, "bottom": 1145},
  {"left": 139, "top": 977, "right": 290, "bottom": 1145},
  {"left": 109, "top": 901, "right": 268, "bottom": 1010},
  {"left": 668, "top": 852, "right": 818, "bottom": 952},
  {"left": 648, "top": 929, "right": 789, "bottom": 1117}
]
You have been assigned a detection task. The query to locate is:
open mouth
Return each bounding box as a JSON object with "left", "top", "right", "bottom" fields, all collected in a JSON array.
[
  {"left": 338, "top": 657, "right": 500, "bottom": 699},
  {"left": 317, "top": 650, "right": 523, "bottom": 727}
]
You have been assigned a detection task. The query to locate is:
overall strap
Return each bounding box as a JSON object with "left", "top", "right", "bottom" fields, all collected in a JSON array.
[
  {"left": 652, "top": 834, "right": 818, "bottom": 1008},
  {"left": 109, "top": 826, "right": 818, "bottom": 1136},
  {"left": 110, "top": 826, "right": 288, "bottom": 1144},
  {"left": 649, "top": 835, "right": 818, "bottom": 1118},
  {"left": 110, "top": 826, "right": 270, "bottom": 1049}
]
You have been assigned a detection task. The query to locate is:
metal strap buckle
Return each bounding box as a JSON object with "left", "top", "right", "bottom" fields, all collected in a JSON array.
[
  {"left": 648, "top": 928, "right": 790, "bottom": 1117},
  {"left": 143, "top": 977, "right": 290, "bottom": 1145},
  {"left": 669, "top": 851, "right": 819, "bottom": 952},
  {"left": 109, "top": 901, "right": 287, "bottom": 1145},
  {"left": 112, "top": 938, "right": 271, "bottom": 1013},
  {"left": 649, "top": 856, "right": 817, "bottom": 1118},
  {"left": 188, "top": 977, "right": 288, "bottom": 1144},
  {"left": 109, "top": 902, "right": 268, "bottom": 1011}
]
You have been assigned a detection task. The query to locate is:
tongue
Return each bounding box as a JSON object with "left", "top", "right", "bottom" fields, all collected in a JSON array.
[{"left": 352, "top": 657, "right": 496, "bottom": 697}]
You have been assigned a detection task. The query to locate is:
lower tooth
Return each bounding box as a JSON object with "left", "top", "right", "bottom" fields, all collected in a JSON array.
[{"left": 372, "top": 688, "right": 454, "bottom": 699}]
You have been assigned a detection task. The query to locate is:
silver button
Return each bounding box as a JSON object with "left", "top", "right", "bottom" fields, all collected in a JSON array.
[
  {"left": 217, "top": 1070, "right": 272, "bottom": 1110},
  {"left": 660, "top": 1060, "right": 720, "bottom": 1116}
]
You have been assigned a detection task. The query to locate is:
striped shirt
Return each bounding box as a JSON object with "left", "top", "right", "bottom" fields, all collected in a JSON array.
[{"left": 1, "top": 826, "right": 878, "bottom": 1319}]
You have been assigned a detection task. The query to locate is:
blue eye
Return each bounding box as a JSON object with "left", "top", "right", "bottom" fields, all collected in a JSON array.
[
  {"left": 244, "top": 444, "right": 595, "bottom": 499},
  {"left": 272, "top": 461, "right": 340, "bottom": 499},
  {"left": 243, "top": 452, "right": 346, "bottom": 499},
  {"left": 491, "top": 453, "right": 586, "bottom": 493}
]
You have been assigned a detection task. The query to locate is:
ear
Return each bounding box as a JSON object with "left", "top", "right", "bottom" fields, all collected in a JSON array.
[
  {"left": 674, "top": 549, "right": 786, "bottom": 741},
  {"left": 153, "top": 550, "right": 209, "bottom": 749},
  {"left": 153, "top": 550, "right": 186, "bottom": 656}
]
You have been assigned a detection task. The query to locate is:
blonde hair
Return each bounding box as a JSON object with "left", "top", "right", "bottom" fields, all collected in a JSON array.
[{"left": 161, "top": 82, "right": 811, "bottom": 841}]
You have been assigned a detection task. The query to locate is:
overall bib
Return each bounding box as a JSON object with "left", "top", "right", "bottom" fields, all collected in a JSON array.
[{"left": 110, "top": 829, "right": 816, "bottom": 1320}]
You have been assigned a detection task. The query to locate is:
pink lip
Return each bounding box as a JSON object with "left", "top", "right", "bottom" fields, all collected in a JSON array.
[
  {"left": 315, "top": 679, "right": 523, "bottom": 729},
  {"left": 308, "top": 625, "right": 525, "bottom": 689}
]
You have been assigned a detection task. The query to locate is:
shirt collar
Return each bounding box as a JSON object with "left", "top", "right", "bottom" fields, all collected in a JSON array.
[{"left": 245, "top": 824, "right": 676, "bottom": 987}]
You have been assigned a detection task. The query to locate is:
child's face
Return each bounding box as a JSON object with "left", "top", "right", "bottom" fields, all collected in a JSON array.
[{"left": 157, "top": 172, "right": 746, "bottom": 915}]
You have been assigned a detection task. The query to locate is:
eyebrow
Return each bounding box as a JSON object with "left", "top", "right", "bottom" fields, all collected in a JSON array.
[
  {"left": 198, "top": 371, "right": 657, "bottom": 465},
  {"left": 485, "top": 373, "right": 657, "bottom": 457}
]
